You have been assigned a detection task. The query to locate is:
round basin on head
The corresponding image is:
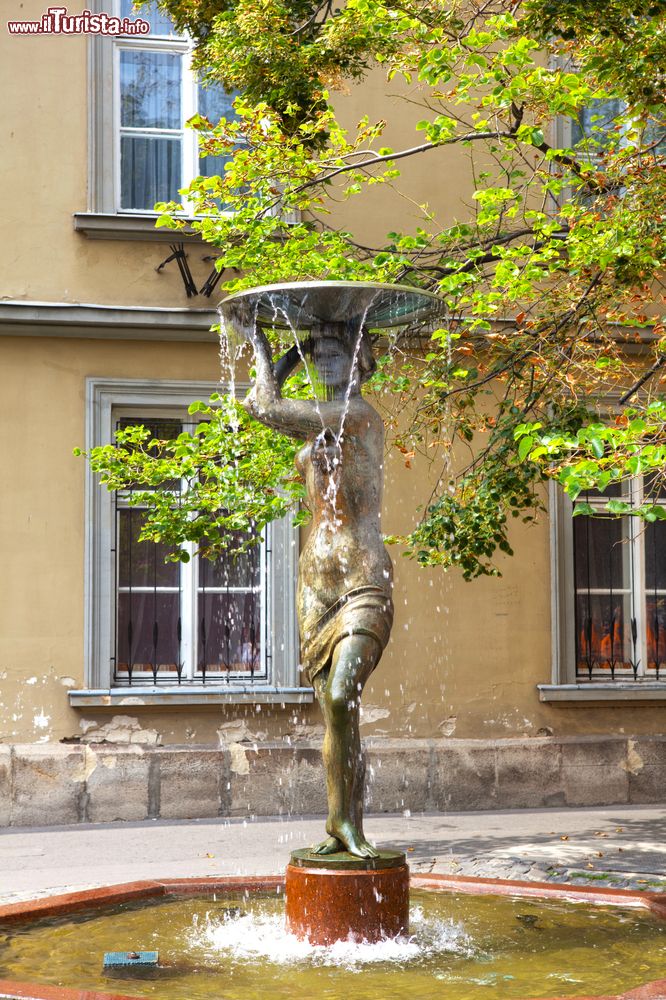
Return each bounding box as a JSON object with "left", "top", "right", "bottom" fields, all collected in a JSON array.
[{"left": 219, "top": 280, "right": 446, "bottom": 337}]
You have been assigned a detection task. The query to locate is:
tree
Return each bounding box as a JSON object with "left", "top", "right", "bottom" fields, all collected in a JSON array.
[{"left": 86, "top": 0, "right": 666, "bottom": 578}]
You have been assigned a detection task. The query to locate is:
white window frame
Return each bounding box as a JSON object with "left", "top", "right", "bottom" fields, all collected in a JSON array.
[
  {"left": 72, "top": 377, "right": 310, "bottom": 707},
  {"left": 87, "top": 0, "right": 236, "bottom": 217},
  {"left": 112, "top": 405, "right": 269, "bottom": 683},
  {"left": 81, "top": 0, "right": 298, "bottom": 238},
  {"left": 114, "top": 35, "right": 190, "bottom": 215},
  {"left": 542, "top": 481, "right": 666, "bottom": 702}
]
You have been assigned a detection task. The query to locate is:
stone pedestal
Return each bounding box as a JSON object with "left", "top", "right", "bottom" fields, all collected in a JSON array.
[{"left": 285, "top": 848, "right": 409, "bottom": 945}]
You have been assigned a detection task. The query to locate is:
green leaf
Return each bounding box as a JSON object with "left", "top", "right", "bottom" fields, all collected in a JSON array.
[
  {"left": 605, "top": 499, "right": 630, "bottom": 514},
  {"left": 590, "top": 437, "right": 605, "bottom": 459},
  {"left": 518, "top": 435, "right": 534, "bottom": 461}
]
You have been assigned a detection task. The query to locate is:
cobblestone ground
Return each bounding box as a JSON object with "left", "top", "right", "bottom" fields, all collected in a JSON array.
[{"left": 414, "top": 854, "right": 666, "bottom": 892}]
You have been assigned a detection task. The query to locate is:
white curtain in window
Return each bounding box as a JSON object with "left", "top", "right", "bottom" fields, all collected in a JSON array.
[
  {"left": 120, "top": 135, "right": 181, "bottom": 209},
  {"left": 120, "top": 50, "right": 182, "bottom": 209}
]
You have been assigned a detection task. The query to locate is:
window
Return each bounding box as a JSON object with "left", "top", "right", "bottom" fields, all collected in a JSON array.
[
  {"left": 75, "top": 379, "right": 308, "bottom": 706},
  {"left": 572, "top": 482, "right": 665, "bottom": 682},
  {"left": 88, "top": 0, "right": 240, "bottom": 216},
  {"left": 544, "top": 481, "right": 666, "bottom": 700},
  {"left": 558, "top": 97, "right": 666, "bottom": 167},
  {"left": 113, "top": 415, "right": 265, "bottom": 684}
]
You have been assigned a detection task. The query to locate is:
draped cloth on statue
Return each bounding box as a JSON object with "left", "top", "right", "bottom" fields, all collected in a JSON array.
[{"left": 300, "top": 586, "right": 394, "bottom": 686}]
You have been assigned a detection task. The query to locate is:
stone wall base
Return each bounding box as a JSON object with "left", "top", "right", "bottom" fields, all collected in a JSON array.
[{"left": 0, "top": 736, "right": 663, "bottom": 827}]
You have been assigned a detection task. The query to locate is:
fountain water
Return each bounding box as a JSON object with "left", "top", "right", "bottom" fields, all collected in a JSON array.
[
  {"left": 220, "top": 280, "right": 446, "bottom": 944},
  {"left": 1, "top": 878, "right": 666, "bottom": 1000}
]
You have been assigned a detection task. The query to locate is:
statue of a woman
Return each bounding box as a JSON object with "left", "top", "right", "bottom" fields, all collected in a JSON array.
[{"left": 243, "top": 322, "right": 393, "bottom": 858}]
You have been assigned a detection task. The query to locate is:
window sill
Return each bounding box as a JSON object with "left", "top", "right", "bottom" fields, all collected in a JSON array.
[
  {"left": 73, "top": 210, "right": 300, "bottom": 243},
  {"left": 73, "top": 212, "right": 206, "bottom": 243},
  {"left": 538, "top": 683, "right": 666, "bottom": 703},
  {"left": 69, "top": 686, "right": 314, "bottom": 707}
]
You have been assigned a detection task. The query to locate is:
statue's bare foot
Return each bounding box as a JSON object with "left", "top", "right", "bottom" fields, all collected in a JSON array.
[
  {"left": 328, "top": 819, "right": 379, "bottom": 858},
  {"left": 311, "top": 835, "right": 343, "bottom": 855}
]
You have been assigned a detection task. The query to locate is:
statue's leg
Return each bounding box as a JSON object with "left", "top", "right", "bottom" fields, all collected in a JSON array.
[
  {"left": 318, "top": 633, "right": 381, "bottom": 858},
  {"left": 310, "top": 668, "right": 343, "bottom": 855}
]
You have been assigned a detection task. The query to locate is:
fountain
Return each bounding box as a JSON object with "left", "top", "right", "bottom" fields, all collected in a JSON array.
[
  {"left": 1, "top": 283, "right": 665, "bottom": 1000},
  {"left": 219, "top": 279, "right": 446, "bottom": 945}
]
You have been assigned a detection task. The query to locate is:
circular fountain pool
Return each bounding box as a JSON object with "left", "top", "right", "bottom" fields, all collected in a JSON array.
[{"left": 1, "top": 884, "right": 665, "bottom": 1000}]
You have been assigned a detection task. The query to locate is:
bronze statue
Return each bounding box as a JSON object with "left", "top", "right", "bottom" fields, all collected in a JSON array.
[
  {"left": 243, "top": 320, "right": 393, "bottom": 858},
  {"left": 221, "top": 281, "right": 444, "bottom": 860}
]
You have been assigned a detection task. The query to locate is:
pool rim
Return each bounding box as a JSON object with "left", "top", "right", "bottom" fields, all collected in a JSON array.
[{"left": 0, "top": 873, "right": 664, "bottom": 1000}]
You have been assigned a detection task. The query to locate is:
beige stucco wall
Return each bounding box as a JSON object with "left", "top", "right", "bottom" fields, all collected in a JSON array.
[
  {"left": 1, "top": 7, "right": 664, "bottom": 750},
  {"left": 1, "top": 1, "right": 211, "bottom": 309},
  {"left": 1, "top": 334, "right": 664, "bottom": 748},
  {"left": 0, "top": 2, "right": 470, "bottom": 309}
]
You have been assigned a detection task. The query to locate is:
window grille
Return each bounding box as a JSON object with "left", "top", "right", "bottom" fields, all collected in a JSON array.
[
  {"left": 573, "top": 482, "right": 666, "bottom": 682},
  {"left": 112, "top": 417, "right": 266, "bottom": 686}
]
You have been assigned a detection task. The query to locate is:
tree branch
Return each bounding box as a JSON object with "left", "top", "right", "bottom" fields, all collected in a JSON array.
[
  {"left": 288, "top": 0, "right": 334, "bottom": 37},
  {"left": 534, "top": 137, "right": 611, "bottom": 194},
  {"left": 619, "top": 355, "right": 666, "bottom": 405},
  {"left": 290, "top": 130, "right": 519, "bottom": 195}
]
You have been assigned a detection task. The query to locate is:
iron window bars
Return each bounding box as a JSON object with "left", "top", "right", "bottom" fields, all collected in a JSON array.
[
  {"left": 112, "top": 417, "right": 267, "bottom": 686},
  {"left": 573, "top": 481, "right": 666, "bottom": 682}
]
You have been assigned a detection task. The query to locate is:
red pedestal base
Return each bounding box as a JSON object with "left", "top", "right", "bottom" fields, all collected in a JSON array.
[{"left": 285, "top": 851, "right": 409, "bottom": 945}]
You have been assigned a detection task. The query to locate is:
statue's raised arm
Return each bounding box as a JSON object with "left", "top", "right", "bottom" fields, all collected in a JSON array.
[
  {"left": 243, "top": 323, "right": 365, "bottom": 441},
  {"left": 242, "top": 326, "right": 330, "bottom": 440}
]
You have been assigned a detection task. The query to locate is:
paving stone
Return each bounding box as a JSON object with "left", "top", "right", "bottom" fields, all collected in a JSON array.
[
  {"left": 279, "top": 747, "right": 327, "bottom": 816},
  {"left": 625, "top": 737, "right": 666, "bottom": 804},
  {"left": 11, "top": 745, "right": 85, "bottom": 826},
  {"left": 628, "top": 736, "right": 666, "bottom": 767},
  {"left": 2, "top": 736, "right": 665, "bottom": 827},
  {"left": 561, "top": 737, "right": 629, "bottom": 807},
  {"left": 85, "top": 747, "right": 150, "bottom": 822},
  {"left": 157, "top": 748, "right": 226, "bottom": 820},
  {"left": 628, "top": 764, "right": 665, "bottom": 804},
  {"left": 227, "top": 744, "right": 328, "bottom": 818},
  {"left": 365, "top": 745, "right": 430, "bottom": 814},
  {"left": 229, "top": 745, "right": 289, "bottom": 817}
]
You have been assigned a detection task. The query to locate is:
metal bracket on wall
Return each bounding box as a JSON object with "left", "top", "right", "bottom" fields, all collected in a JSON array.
[
  {"left": 156, "top": 243, "right": 198, "bottom": 298},
  {"left": 199, "top": 256, "right": 224, "bottom": 298},
  {"left": 199, "top": 257, "right": 239, "bottom": 298}
]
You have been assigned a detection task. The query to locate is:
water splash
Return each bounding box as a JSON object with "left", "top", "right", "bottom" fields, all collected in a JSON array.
[{"left": 188, "top": 904, "right": 473, "bottom": 973}]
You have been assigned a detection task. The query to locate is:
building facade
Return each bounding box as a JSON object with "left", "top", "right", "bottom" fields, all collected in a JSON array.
[{"left": 0, "top": 0, "right": 664, "bottom": 826}]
